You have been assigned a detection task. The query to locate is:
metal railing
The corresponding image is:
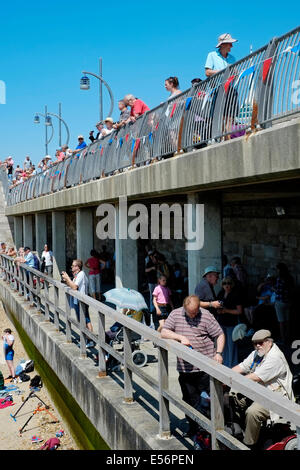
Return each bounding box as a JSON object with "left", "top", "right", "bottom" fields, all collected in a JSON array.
[
  {"left": 2, "top": 25, "right": 300, "bottom": 206},
  {"left": 1, "top": 253, "right": 300, "bottom": 450}
]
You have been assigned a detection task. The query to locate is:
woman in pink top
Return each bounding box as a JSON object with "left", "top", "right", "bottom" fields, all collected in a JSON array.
[
  {"left": 84, "top": 249, "right": 105, "bottom": 300},
  {"left": 152, "top": 275, "right": 174, "bottom": 332}
]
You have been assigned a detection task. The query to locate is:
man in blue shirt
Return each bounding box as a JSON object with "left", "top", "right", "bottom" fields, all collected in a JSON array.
[
  {"left": 205, "top": 33, "right": 237, "bottom": 77},
  {"left": 23, "top": 247, "right": 35, "bottom": 268},
  {"left": 75, "top": 135, "right": 87, "bottom": 150}
]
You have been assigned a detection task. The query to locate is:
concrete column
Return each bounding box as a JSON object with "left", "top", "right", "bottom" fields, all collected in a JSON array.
[
  {"left": 52, "top": 211, "right": 66, "bottom": 280},
  {"left": 76, "top": 208, "right": 94, "bottom": 273},
  {"left": 187, "top": 194, "right": 222, "bottom": 295},
  {"left": 23, "top": 215, "right": 33, "bottom": 249},
  {"left": 115, "top": 201, "right": 138, "bottom": 291},
  {"left": 13, "top": 216, "right": 23, "bottom": 249},
  {"left": 35, "top": 213, "right": 47, "bottom": 257}
]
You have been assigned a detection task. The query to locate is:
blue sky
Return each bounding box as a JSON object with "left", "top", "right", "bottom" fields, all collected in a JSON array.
[{"left": 1, "top": 0, "right": 299, "bottom": 166}]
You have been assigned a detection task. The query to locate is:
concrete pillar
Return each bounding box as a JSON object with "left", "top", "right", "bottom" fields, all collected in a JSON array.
[
  {"left": 23, "top": 215, "right": 33, "bottom": 249},
  {"left": 35, "top": 213, "right": 47, "bottom": 257},
  {"left": 187, "top": 194, "right": 222, "bottom": 295},
  {"left": 52, "top": 211, "right": 66, "bottom": 280},
  {"left": 13, "top": 216, "right": 23, "bottom": 249},
  {"left": 76, "top": 208, "right": 94, "bottom": 273},
  {"left": 115, "top": 201, "right": 138, "bottom": 291}
]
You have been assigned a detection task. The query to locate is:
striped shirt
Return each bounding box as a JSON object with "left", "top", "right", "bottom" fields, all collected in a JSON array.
[{"left": 163, "top": 307, "right": 223, "bottom": 373}]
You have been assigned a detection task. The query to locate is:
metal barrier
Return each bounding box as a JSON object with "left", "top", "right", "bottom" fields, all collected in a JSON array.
[
  {"left": 1, "top": 252, "right": 300, "bottom": 450},
  {"left": 3, "top": 25, "right": 300, "bottom": 206}
]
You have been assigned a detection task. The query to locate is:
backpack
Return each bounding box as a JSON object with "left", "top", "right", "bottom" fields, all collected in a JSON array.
[
  {"left": 19, "top": 372, "right": 30, "bottom": 382},
  {"left": 33, "top": 255, "right": 40, "bottom": 271},
  {"left": 0, "top": 370, "right": 4, "bottom": 390},
  {"left": 30, "top": 375, "right": 43, "bottom": 389},
  {"left": 23, "top": 360, "right": 34, "bottom": 373}
]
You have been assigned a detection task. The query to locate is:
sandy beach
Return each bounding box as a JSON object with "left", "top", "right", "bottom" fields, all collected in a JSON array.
[{"left": 0, "top": 301, "right": 80, "bottom": 451}]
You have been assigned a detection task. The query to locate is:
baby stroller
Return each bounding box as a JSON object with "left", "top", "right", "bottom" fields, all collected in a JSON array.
[{"left": 106, "top": 309, "right": 148, "bottom": 369}]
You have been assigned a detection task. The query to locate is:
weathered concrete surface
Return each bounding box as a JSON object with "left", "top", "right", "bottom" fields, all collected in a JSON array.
[
  {"left": 5, "top": 117, "right": 300, "bottom": 216},
  {"left": 0, "top": 280, "right": 186, "bottom": 451},
  {"left": 0, "top": 180, "right": 13, "bottom": 244}
]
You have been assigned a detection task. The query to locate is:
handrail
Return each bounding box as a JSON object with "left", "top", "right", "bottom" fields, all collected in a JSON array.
[
  {"left": 1, "top": 252, "right": 299, "bottom": 450},
  {"left": 3, "top": 25, "right": 300, "bottom": 206}
]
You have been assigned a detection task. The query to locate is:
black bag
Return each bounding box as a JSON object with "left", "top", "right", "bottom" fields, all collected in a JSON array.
[
  {"left": 24, "top": 360, "right": 34, "bottom": 373},
  {"left": 0, "top": 370, "right": 4, "bottom": 390},
  {"left": 30, "top": 375, "right": 43, "bottom": 389},
  {"left": 19, "top": 372, "right": 30, "bottom": 382}
]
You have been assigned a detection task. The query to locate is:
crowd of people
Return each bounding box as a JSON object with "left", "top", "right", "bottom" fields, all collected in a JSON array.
[
  {"left": 0, "top": 237, "right": 298, "bottom": 449},
  {"left": 1, "top": 32, "right": 241, "bottom": 190}
]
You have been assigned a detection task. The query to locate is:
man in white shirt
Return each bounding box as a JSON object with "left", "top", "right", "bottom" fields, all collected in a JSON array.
[
  {"left": 62, "top": 259, "right": 94, "bottom": 346},
  {"left": 231, "top": 329, "right": 294, "bottom": 448}
]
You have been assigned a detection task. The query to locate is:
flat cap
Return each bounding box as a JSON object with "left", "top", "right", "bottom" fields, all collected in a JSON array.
[{"left": 252, "top": 329, "right": 271, "bottom": 342}]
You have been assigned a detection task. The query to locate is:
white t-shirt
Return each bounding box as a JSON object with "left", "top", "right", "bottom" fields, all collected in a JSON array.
[
  {"left": 42, "top": 250, "right": 53, "bottom": 266},
  {"left": 74, "top": 270, "right": 88, "bottom": 295},
  {"left": 239, "top": 343, "right": 294, "bottom": 421}
]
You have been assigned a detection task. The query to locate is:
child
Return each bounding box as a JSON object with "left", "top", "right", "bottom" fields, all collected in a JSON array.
[{"left": 152, "top": 275, "right": 174, "bottom": 332}]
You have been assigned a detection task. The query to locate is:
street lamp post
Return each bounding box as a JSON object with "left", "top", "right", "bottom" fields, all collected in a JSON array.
[
  {"left": 34, "top": 110, "right": 70, "bottom": 150},
  {"left": 80, "top": 59, "right": 114, "bottom": 120},
  {"left": 34, "top": 109, "right": 54, "bottom": 155}
]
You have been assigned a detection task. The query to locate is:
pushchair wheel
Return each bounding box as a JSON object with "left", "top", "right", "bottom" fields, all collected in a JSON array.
[{"left": 132, "top": 350, "right": 147, "bottom": 368}]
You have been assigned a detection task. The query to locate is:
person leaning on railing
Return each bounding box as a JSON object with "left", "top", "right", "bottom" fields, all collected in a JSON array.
[
  {"left": 161, "top": 294, "right": 225, "bottom": 439},
  {"left": 61, "top": 259, "right": 94, "bottom": 348},
  {"left": 123, "top": 94, "right": 150, "bottom": 123},
  {"left": 231, "top": 329, "right": 294, "bottom": 450}
]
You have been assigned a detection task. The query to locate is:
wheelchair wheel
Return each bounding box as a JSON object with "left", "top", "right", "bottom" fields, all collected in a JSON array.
[
  {"left": 283, "top": 436, "right": 297, "bottom": 450},
  {"left": 132, "top": 350, "right": 147, "bottom": 368}
]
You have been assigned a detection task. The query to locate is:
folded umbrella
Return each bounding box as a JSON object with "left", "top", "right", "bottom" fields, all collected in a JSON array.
[{"left": 103, "top": 288, "right": 148, "bottom": 311}]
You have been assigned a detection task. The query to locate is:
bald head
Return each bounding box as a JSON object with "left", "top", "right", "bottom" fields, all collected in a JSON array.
[{"left": 183, "top": 295, "right": 200, "bottom": 318}]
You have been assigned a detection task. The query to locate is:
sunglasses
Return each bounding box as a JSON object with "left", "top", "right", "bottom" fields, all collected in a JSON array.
[
  {"left": 253, "top": 341, "right": 265, "bottom": 346},
  {"left": 222, "top": 282, "right": 232, "bottom": 286}
]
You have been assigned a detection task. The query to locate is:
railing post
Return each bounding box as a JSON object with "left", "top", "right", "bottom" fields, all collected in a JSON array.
[
  {"left": 53, "top": 285, "right": 60, "bottom": 331},
  {"left": 158, "top": 347, "right": 170, "bottom": 439},
  {"left": 210, "top": 376, "right": 225, "bottom": 450},
  {"left": 123, "top": 326, "right": 134, "bottom": 403},
  {"left": 97, "top": 311, "right": 107, "bottom": 377},
  {"left": 79, "top": 300, "right": 87, "bottom": 357},
  {"left": 64, "top": 291, "right": 72, "bottom": 343},
  {"left": 44, "top": 279, "right": 50, "bottom": 321}
]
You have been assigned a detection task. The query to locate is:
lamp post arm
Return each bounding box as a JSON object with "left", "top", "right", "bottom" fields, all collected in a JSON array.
[
  {"left": 82, "top": 70, "right": 114, "bottom": 118},
  {"left": 47, "top": 112, "right": 70, "bottom": 146}
]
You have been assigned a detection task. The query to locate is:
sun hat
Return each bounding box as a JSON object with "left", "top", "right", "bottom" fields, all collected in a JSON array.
[
  {"left": 77, "top": 135, "right": 84, "bottom": 139},
  {"left": 104, "top": 117, "right": 114, "bottom": 123},
  {"left": 232, "top": 323, "right": 247, "bottom": 342},
  {"left": 202, "top": 266, "right": 220, "bottom": 277},
  {"left": 216, "top": 33, "right": 238, "bottom": 48},
  {"left": 44, "top": 155, "right": 52, "bottom": 160},
  {"left": 95, "top": 121, "right": 104, "bottom": 127},
  {"left": 252, "top": 329, "right": 271, "bottom": 342}
]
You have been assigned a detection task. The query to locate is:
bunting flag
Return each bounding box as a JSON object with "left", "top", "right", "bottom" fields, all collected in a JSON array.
[
  {"left": 108, "top": 139, "right": 113, "bottom": 145},
  {"left": 119, "top": 137, "right": 123, "bottom": 148},
  {"left": 262, "top": 57, "right": 272, "bottom": 83},
  {"left": 131, "top": 138, "right": 136, "bottom": 153},
  {"left": 185, "top": 97, "right": 192, "bottom": 110},
  {"left": 155, "top": 122, "right": 159, "bottom": 130},
  {"left": 125, "top": 134, "right": 129, "bottom": 142},
  {"left": 99, "top": 144, "right": 102, "bottom": 150},
  {"left": 135, "top": 138, "right": 141, "bottom": 151},
  {"left": 291, "top": 42, "right": 300, "bottom": 53},
  {"left": 100, "top": 147, "right": 104, "bottom": 156},
  {"left": 238, "top": 65, "right": 256, "bottom": 80},
  {"left": 149, "top": 132, "right": 153, "bottom": 143},
  {"left": 201, "top": 88, "right": 215, "bottom": 111},
  {"left": 170, "top": 102, "right": 177, "bottom": 117},
  {"left": 224, "top": 75, "right": 235, "bottom": 93}
]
